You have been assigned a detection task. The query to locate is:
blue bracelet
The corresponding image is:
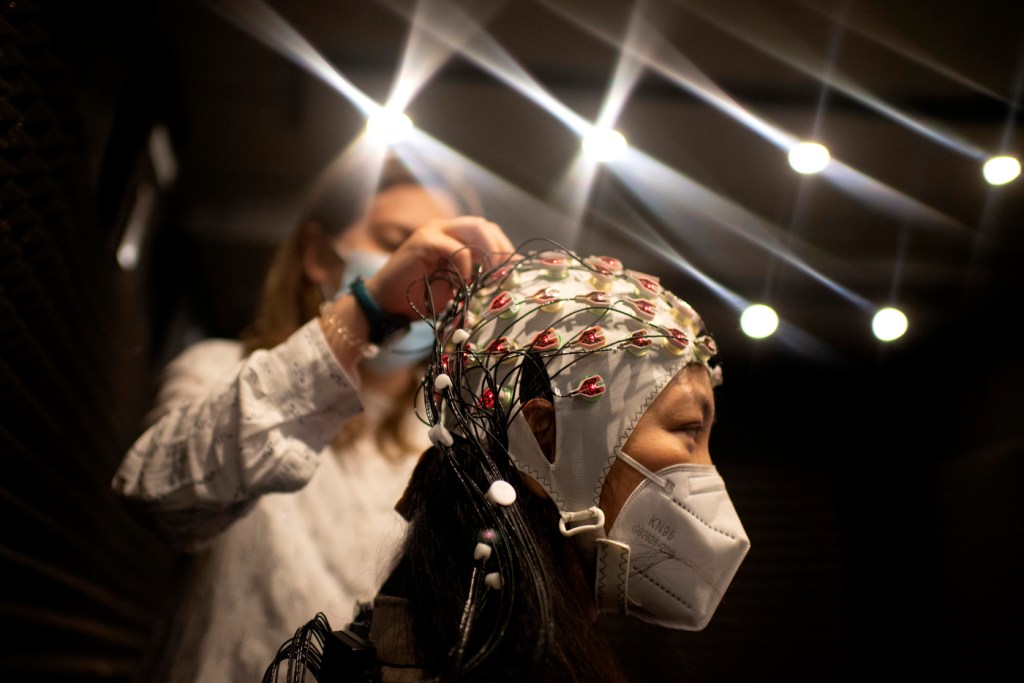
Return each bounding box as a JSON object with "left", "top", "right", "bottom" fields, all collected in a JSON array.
[{"left": 350, "top": 276, "right": 410, "bottom": 345}]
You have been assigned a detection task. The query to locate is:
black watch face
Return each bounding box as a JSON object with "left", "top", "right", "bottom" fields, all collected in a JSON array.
[
  {"left": 372, "top": 323, "right": 403, "bottom": 345},
  {"left": 381, "top": 325, "right": 410, "bottom": 345}
]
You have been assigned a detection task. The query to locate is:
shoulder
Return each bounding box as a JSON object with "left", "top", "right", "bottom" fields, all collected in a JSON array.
[
  {"left": 173, "top": 337, "right": 243, "bottom": 363},
  {"left": 163, "top": 338, "right": 245, "bottom": 382}
]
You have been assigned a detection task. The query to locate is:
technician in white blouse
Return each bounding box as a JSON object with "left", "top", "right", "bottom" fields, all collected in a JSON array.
[{"left": 112, "top": 154, "right": 513, "bottom": 683}]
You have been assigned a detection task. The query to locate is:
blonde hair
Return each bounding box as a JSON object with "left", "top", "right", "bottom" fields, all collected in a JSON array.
[{"left": 239, "top": 154, "right": 477, "bottom": 453}]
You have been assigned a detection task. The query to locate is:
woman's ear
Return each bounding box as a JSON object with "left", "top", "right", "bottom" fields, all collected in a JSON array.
[
  {"left": 301, "top": 221, "right": 342, "bottom": 290},
  {"left": 521, "top": 397, "right": 556, "bottom": 464}
]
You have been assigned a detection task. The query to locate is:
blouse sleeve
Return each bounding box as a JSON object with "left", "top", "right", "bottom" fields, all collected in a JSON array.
[{"left": 111, "top": 319, "right": 364, "bottom": 549}]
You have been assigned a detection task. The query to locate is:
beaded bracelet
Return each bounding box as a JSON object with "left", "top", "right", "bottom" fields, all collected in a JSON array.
[{"left": 320, "top": 301, "right": 380, "bottom": 359}]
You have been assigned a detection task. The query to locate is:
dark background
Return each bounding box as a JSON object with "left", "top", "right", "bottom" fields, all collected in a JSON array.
[{"left": 2, "top": 0, "right": 1021, "bottom": 680}]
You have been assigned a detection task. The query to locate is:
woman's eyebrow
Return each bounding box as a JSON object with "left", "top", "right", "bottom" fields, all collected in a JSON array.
[
  {"left": 694, "top": 394, "right": 715, "bottom": 427},
  {"left": 702, "top": 396, "right": 715, "bottom": 422},
  {"left": 671, "top": 380, "right": 715, "bottom": 423}
]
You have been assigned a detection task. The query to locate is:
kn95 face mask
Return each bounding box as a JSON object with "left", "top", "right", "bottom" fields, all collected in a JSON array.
[{"left": 597, "top": 461, "right": 749, "bottom": 630}]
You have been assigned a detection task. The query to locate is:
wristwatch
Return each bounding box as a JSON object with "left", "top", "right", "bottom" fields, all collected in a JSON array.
[{"left": 350, "top": 276, "right": 411, "bottom": 345}]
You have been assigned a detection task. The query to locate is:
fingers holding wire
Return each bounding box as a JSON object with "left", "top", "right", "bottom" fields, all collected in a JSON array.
[{"left": 367, "top": 216, "right": 515, "bottom": 320}]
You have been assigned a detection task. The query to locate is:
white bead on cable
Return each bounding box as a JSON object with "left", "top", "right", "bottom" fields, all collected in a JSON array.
[
  {"left": 484, "top": 480, "right": 517, "bottom": 507},
  {"left": 473, "top": 542, "right": 492, "bottom": 561},
  {"left": 484, "top": 572, "right": 503, "bottom": 590},
  {"left": 452, "top": 328, "right": 471, "bottom": 345},
  {"left": 433, "top": 373, "right": 453, "bottom": 391},
  {"left": 427, "top": 423, "right": 454, "bottom": 447}
]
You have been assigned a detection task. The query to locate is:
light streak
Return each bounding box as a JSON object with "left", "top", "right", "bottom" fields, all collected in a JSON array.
[
  {"left": 206, "top": 0, "right": 378, "bottom": 115},
  {"left": 667, "top": 0, "right": 990, "bottom": 158}
]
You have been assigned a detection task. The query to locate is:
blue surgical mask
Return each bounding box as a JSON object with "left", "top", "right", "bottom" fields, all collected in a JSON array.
[{"left": 335, "top": 248, "right": 435, "bottom": 374}]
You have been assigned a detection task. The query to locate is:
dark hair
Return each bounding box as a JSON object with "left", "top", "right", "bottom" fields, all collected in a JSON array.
[
  {"left": 396, "top": 434, "right": 628, "bottom": 681},
  {"left": 391, "top": 246, "right": 660, "bottom": 681}
]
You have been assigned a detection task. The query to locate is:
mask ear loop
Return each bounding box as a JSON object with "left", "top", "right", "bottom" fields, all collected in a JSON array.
[{"left": 614, "top": 447, "right": 673, "bottom": 494}]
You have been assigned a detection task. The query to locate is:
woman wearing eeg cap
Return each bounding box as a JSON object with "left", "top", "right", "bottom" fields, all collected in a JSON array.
[{"left": 268, "top": 244, "right": 751, "bottom": 682}]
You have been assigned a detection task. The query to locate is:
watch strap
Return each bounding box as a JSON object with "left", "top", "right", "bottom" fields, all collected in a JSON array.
[{"left": 350, "top": 276, "right": 410, "bottom": 345}]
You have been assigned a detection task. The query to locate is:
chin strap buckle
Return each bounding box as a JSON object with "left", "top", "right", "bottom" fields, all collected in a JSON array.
[{"left": 558, "top": 506, "right": 606, "bottom": 537}]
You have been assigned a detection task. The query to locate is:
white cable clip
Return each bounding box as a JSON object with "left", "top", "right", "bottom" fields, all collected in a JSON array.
[
  {"left": 474, "top": 542, "right": 492, "bottom": 561},
  {"left": 484, "top": 480, "right": 517, "bottom": 507},
  {"left": 452, "top": 328, "right": 471, "bottom": 345},
  {"left": 558, "top": 506, "right": 606, "bottom": 537},
  {"left": 427, "top": 423, "right": 454, "bottom": 447},
  {"left": 484, "top": 572, "right": 503, "bottom": 590},
  {"left": 433, "top": 373, "right": 453, "bottom": 391}
]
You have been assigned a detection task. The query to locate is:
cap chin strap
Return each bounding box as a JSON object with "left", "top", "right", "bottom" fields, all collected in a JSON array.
[
  {"left": 558, "top": 506, "right": 605, "bottom": 536},
  {"left": 506, "top": 419, "right": 657, "bottom": 615},
  {"left": 595, "top": 538, "right": 631, "bottom": 613},
  {"left": 594, "top": 448, "right": 668, "bottom": 615},
  {"left": 507, "top": 413, "right": 609, "bottom": 557}
]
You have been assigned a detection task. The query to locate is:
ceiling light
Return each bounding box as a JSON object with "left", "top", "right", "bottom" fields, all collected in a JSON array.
[
  {"left": 983, "top": 155, "right": 1021, "bottom": 185},
  {"left": 788, "top": 142, "right": 831, "bottom": 174},
  {"left": 582, "top": 128, "right": 627, "bottom": 162},
  {"left": 872, "top": 307, "right": 908, "bottom": 342},
  {"left": 740, "top": 303, "right": 779, "bottom": 339},
  {"left": 366, "top": 109, "right": 413, "bottom": 145}
]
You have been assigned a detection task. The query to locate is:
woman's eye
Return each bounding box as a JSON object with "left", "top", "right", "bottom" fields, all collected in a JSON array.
[
  {"left": 373, "top": 224, "right": 412, "bottom": 252},
  {"left": 675, "top": 422, "right": 703, "bottom": 438}
]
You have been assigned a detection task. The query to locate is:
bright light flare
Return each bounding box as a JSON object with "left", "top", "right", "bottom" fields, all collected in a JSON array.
[
  {"left": 983, "top": 155, "right": 1021, "bottom": 185},
  {"left": 366, "top": 109, "right": 414, "bottom": 145},
  {"left": 582, "top": 128, "right": 627, "bottom": 162},
  {"left": 788, "top": 142, "right": 831, "bottom": 174},
  {"left": 872, "top": 307, "right": 908, "bottom": 342},
  {"left": 613, "top": 152, "right": 872, "bottom": 307},
  {"left": 740, "top": 304, "right": 779, "bottom": 339}
]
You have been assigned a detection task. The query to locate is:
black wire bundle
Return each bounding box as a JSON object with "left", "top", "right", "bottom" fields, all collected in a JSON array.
[
  {"left": 408, "top": 241, "right": 631, "bottom": 680},
  {"left": 262, "top": 612, "right": 333, "bottom": 683}
]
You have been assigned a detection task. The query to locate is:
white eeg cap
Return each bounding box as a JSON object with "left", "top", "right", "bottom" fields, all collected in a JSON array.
[{"left": 428, "top": 249, "right": 720, "bottom": 535}]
